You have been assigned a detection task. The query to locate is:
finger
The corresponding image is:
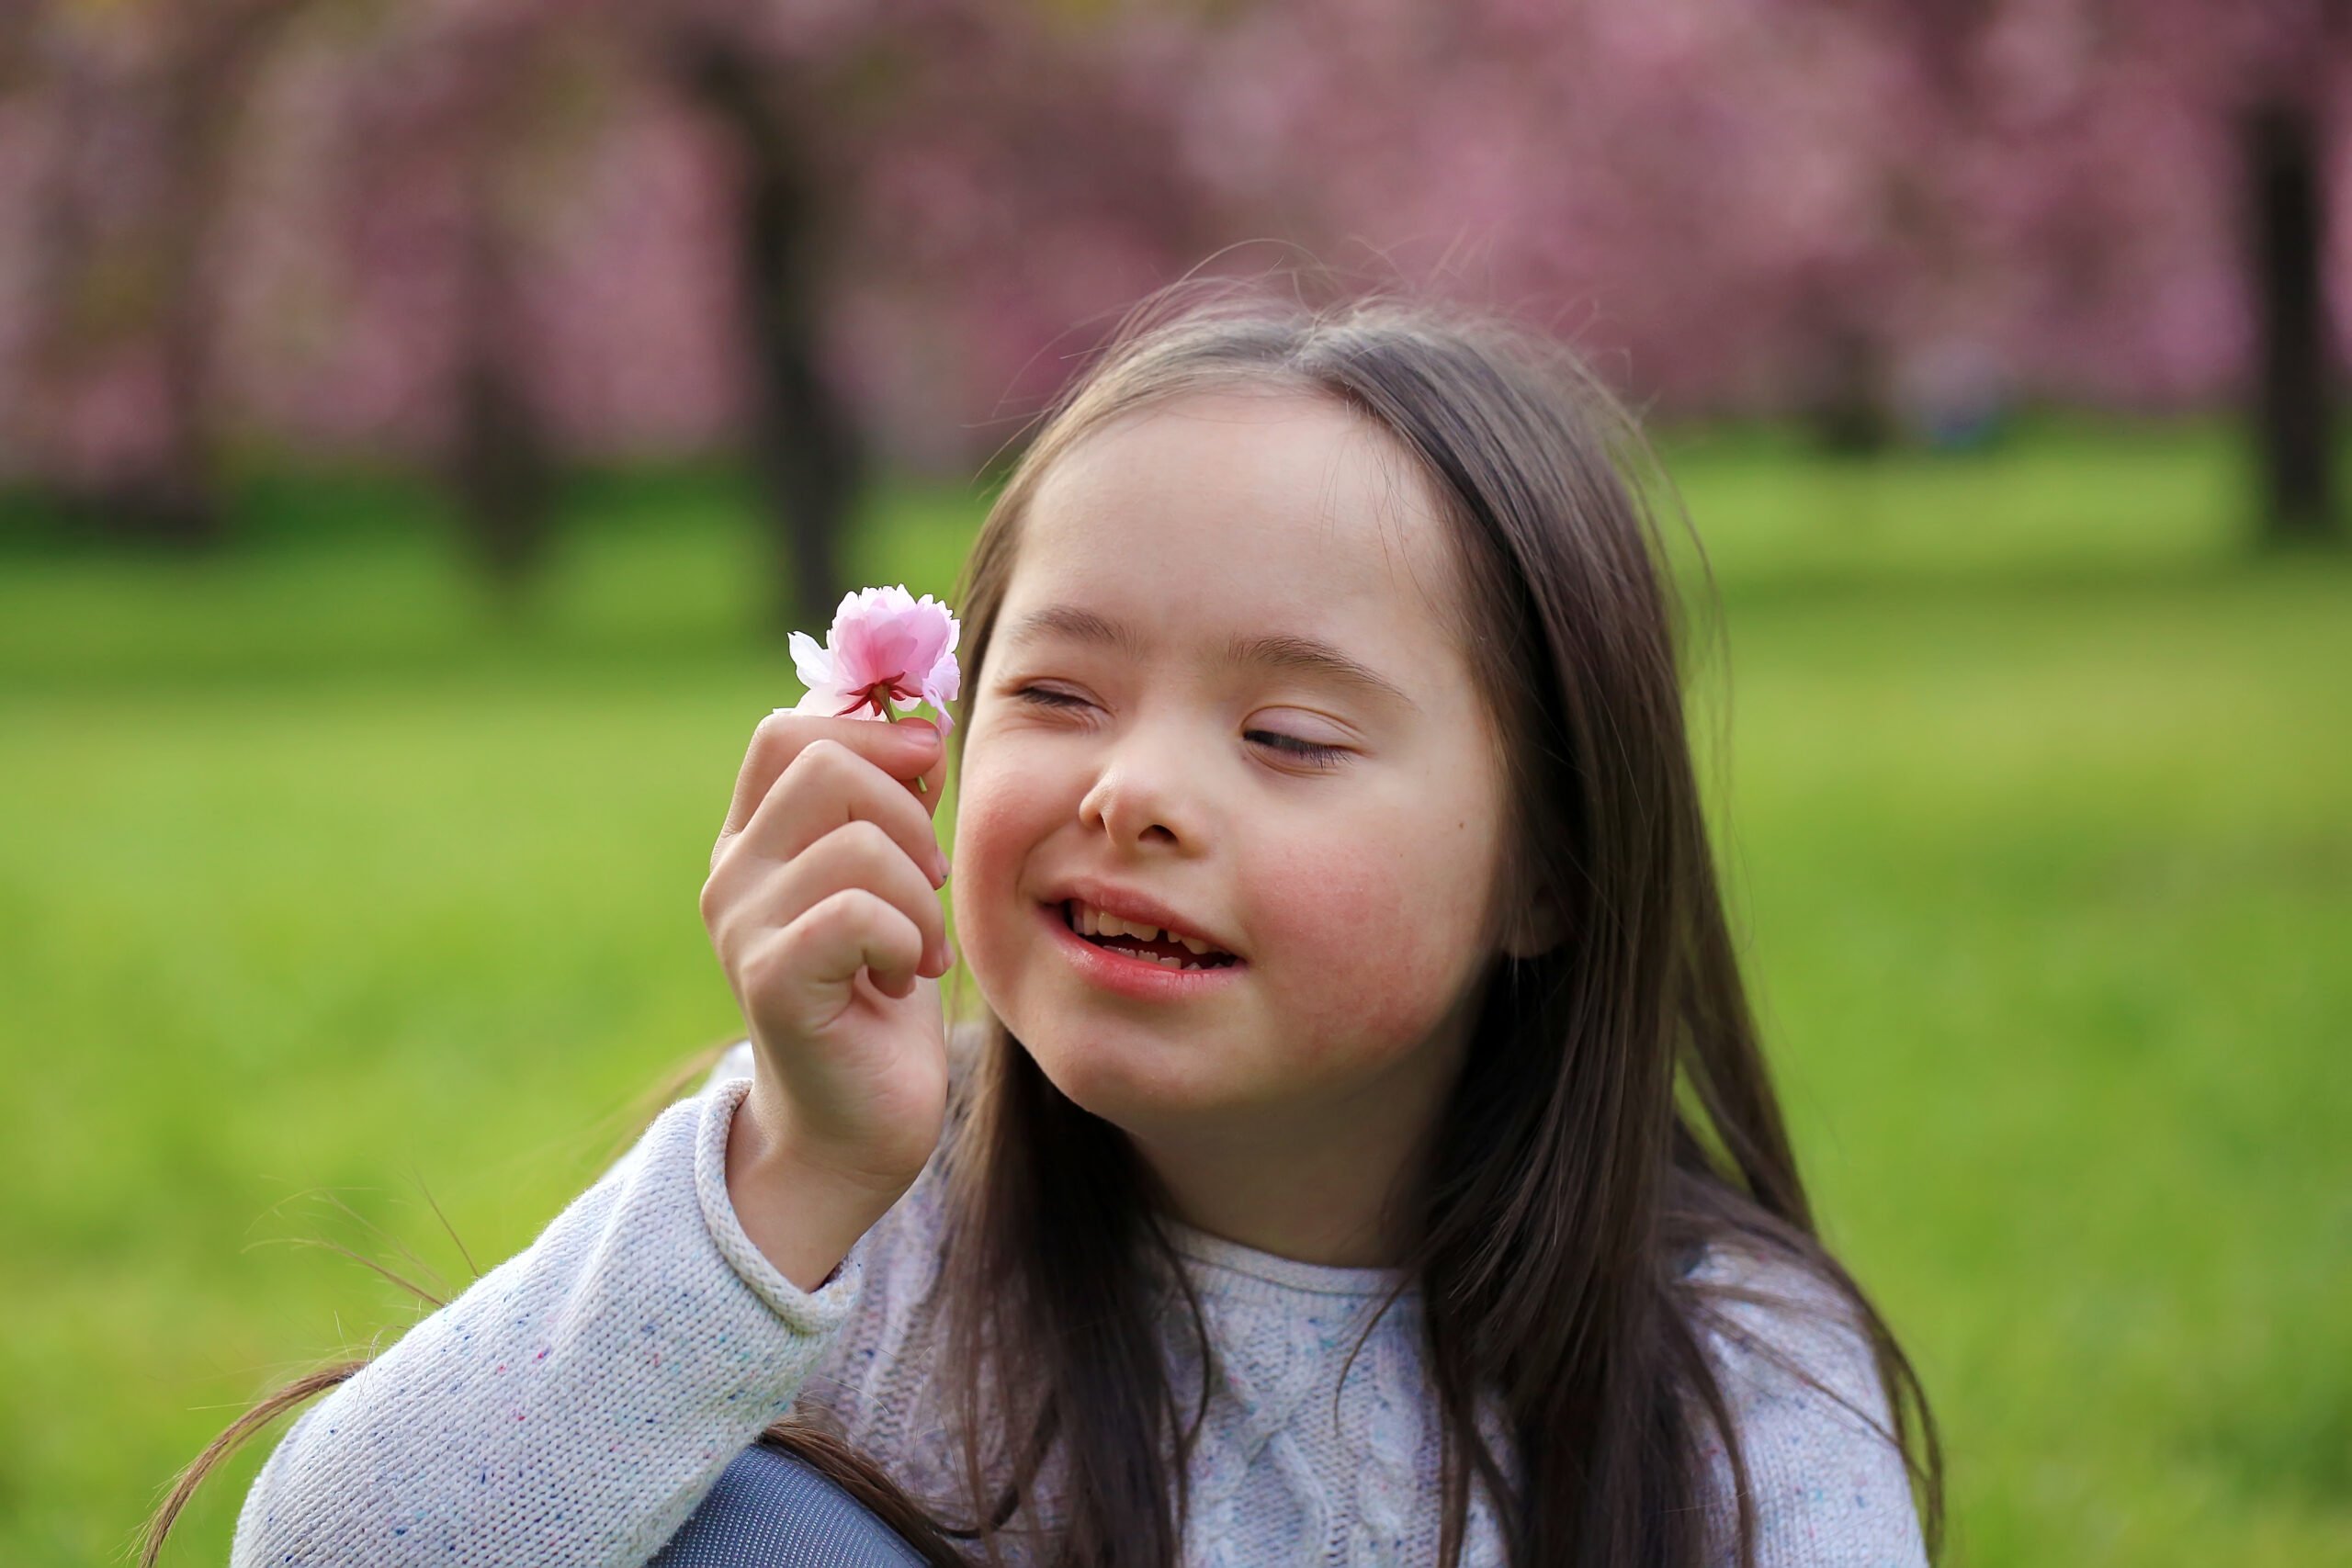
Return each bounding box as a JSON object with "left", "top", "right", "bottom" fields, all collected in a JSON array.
[
  {"left": 715, "top": 712, "right": 943, "bottom": 864},
  {"left": 764, "top": 887, "right": 926, "bottom": 1008},
  {"left": 754, "top": 818, "right": 952, "bottom": 978},
  {"left": 702, "top": 753, "right": 949, "bottom": 959},
  {"left": 722, "top": 711, "right": 943, "bottom": 838},
  {"left": 716, "top": 732, "right": 948, "bottom": 892},
  {"left": 736, "top": 736, "right": 947, "bottom": 885}
]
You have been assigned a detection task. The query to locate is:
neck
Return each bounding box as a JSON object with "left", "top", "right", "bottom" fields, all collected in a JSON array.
[{"left": 1121, "top": 1023, "right": 1470, "bottom": 1270}]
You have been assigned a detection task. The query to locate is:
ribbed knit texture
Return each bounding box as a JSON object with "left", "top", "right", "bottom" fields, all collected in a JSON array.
[{"left": 233, "top": 1036, "right": 1929, "bottom": 1566}]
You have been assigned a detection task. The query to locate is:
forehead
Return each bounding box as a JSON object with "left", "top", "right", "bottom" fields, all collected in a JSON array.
[{"left": 1009, "top": 388, "right": 1465, "bottom": 647}]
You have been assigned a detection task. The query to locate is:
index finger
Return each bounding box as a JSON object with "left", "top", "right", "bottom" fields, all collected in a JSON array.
[{"left": 717, "top": 710, "right": 945, "bottom": 849}]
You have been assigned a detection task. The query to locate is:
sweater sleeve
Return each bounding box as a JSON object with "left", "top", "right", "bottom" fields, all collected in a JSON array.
[
  {"left": 230, "top": 1057, "right": 865, "bottom": 1568},
  {"left": 1694, "top": 1252, "right": 1930, "bottom": 1568}
]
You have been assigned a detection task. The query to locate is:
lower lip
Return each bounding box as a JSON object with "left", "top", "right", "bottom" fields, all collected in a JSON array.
[{"left": 1036, "top": 900, "right": 1248, "bottom": 1002}]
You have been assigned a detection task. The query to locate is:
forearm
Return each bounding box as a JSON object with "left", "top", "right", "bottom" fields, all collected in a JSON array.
[{"left": 232, "top": 1077, "right": 863, "bottom": 1568}]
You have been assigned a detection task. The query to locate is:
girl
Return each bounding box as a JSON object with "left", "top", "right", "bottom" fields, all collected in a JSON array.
[{"left": 160, "top": 280, "right": 1942, "bottom": 1567}]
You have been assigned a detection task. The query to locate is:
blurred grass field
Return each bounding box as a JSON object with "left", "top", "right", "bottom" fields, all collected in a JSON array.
[{"left": 1, "top": 415, "right": 2346, "bottom": 1566}]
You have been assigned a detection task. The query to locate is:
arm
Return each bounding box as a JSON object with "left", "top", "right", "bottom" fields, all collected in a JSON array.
[{"left": 231, "top": 1061, "right": 865, "bottom": 1568}]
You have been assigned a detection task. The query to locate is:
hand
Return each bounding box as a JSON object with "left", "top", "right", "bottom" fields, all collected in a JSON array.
[{"left": 700, "top": 710, "right": 954, "bottom": 1204}]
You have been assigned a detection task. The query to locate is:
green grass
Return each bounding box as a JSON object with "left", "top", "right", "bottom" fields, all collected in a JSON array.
[{"left": 1, "top": 416, "right": 2346, "bottom": 1565}]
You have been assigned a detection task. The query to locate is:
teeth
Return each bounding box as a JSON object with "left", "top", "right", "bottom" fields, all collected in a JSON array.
[
  {"left": 1120, "top": 947, "right": 1213, "bottom": 971},
  {"left": 1063, "top": 902, "right": 1228, "bottom": 971},
  {"left": 1070, "top": 903, "right": 1153, "bottom": 942},
  {"left": 1068, "top": 899, "right": 1223, "bottom": 954}
]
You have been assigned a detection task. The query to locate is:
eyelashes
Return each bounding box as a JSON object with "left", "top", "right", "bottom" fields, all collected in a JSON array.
[{"left": 1009, "top": 685, "right": 1350, "bottom": 772}]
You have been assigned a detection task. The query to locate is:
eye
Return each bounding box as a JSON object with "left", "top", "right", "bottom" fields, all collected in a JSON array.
[
  {"left": 1244, "top": 730, "right": 1349, "bottom": 771},
  {"left": 1014, "top": 685, "right": 1349, "bottom": 771}
]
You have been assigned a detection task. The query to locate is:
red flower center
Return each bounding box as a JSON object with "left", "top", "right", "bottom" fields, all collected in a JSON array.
[{"left": 834, "top": 671, "right": 913, "bottom": 719}]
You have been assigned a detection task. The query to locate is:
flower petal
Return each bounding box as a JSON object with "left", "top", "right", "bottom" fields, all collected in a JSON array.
[
  {"left": 787, "top": 629, "right": 835, "bottom": 694},
  {"left": 790, "top": 683, "right": 862, "bottom": 719},
  {"left": 790, "top": 583, "right": 960, "bottom": 733}
]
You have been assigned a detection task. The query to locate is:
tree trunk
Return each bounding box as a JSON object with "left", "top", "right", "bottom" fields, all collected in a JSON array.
[
  {"left": 2245, "top": 97, "right": 2337, "bottom": 547},
  {"left": 1797, "top": 278, "right": 1892, "bottom": 457},
  {"left": 447, "top": 328, "right": 554, "bottom": 613},
  {"left": 447, "top": 162, "right": 554, "bottom": 613},
  {"left": 676, "top": 39, "right": 865, "bottom": 636}
]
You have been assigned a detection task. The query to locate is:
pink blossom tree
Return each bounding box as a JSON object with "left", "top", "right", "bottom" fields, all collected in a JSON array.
[
  {"left": 2, "top": 0, "right": 2342, "bottom": 565},
  {"left": 0, "top": 0, "right": 311, "bottom": 547}
]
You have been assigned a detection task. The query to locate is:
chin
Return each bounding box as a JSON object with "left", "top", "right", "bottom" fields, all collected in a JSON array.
[{"left": 1014, "top": 1017, "right": 1246, "bottom": 1133}]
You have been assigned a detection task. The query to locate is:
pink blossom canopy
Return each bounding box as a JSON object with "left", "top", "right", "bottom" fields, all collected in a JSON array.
[{"left": 785, "top": 585, "right": 962, "bottom": 736}]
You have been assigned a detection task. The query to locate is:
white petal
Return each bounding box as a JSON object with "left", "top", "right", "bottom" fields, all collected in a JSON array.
[
  {"left": 788, "top": 629, "right": 834, "bottom": 693},
  {"left": 792, "top": 683, "right": 861, "bottom": 718}
]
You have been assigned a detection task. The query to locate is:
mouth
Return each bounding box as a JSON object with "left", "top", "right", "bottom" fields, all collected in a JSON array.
[{"left": 1036, "top": 898, "right": 1247, "bottom": 998}]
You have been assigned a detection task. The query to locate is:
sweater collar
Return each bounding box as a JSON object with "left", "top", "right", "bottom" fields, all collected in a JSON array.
[{"left": 1157, "top": 1215, "right": 1418, "bottom": 1299}]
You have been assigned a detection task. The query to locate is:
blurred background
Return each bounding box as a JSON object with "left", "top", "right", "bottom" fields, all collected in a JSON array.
[{"left": 0, "top": 2, "right": 2346, "bottom": 1563}]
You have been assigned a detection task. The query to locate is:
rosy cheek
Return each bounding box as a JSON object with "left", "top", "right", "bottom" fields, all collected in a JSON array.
[
  {"left": 947, "top": 764, "right": 1046, "bottom": 965},
  {"left": 1246, "top": 832, "right": 1485, "bottom": 1059}
]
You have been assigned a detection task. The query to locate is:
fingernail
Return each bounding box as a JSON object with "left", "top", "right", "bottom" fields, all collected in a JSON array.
[{"left": 935, "top": 851, "right": 952, "bottom": 880}]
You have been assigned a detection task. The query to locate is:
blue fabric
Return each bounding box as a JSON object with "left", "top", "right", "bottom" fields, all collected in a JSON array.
[{"left": 648, "top": 1443, "right": 931, "bottom": 1567}]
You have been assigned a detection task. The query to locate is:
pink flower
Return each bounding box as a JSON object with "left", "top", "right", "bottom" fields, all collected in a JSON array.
[{"left": 782, "top": 584, "right": 962, "bottom": 738}]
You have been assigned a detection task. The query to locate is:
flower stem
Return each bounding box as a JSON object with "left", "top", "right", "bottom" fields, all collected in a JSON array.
[{"left": 874, "top": 685, "right": 930, "bottom": 795}]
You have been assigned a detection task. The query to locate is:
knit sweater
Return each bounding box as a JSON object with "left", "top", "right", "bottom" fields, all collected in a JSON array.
[{"left": 232, "top": 1030, "right": 1929, "bottom": 1567}]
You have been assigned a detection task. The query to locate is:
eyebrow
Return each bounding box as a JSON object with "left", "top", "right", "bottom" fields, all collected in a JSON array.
[{"left": 1004, "top": 604, "right": 1420, "bottom": 712}]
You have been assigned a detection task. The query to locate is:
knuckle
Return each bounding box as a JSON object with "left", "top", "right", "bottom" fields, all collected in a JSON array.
[
  {"left": 762, "top": 897, "right": 835, "bottom": 979},
  {"left": 797, "top": 736, "right": 854, "bottom": 773},
  {"left": 738, "top": 929, "right": 793, "bottom": 993},
  {"left": 838, "top": 816, "right": 898, "bottom": 863},
  {"left": 809, "top": 883, "right": 874, "bottom": 934},
  {"left": 749, "top": 711, "right": 798, "bottom": 768},
  {"left": 712, "top": 899, "right": 758, "bottom": 961}
]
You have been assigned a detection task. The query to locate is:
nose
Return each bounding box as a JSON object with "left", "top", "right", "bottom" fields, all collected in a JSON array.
[{"left": 1077, "top": 728, "right": 1199, "bottom": 852}]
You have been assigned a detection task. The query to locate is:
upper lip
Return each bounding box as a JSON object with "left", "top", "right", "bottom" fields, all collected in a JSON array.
[{"left": 1042, "top": 877, "right": 1243, "bottom": 961}]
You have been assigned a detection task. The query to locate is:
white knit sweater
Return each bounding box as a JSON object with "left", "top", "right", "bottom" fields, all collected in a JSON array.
[{"left": 232, "top": 1032, "right": 1929, "bottom": 1567}]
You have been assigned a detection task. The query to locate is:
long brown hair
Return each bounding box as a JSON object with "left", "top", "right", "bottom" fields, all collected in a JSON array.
[{"left": 147, "top": 276, "right": 1942, "bottom": 1568}]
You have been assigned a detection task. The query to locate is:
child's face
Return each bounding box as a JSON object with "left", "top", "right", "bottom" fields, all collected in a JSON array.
[{"left": 951, "top": 388, "right": 1515, "bottom": 1145}]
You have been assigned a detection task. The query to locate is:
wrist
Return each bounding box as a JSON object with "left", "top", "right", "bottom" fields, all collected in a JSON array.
[{"left": 723, "top": 1089, "right": 906, "bottom": 1293}]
